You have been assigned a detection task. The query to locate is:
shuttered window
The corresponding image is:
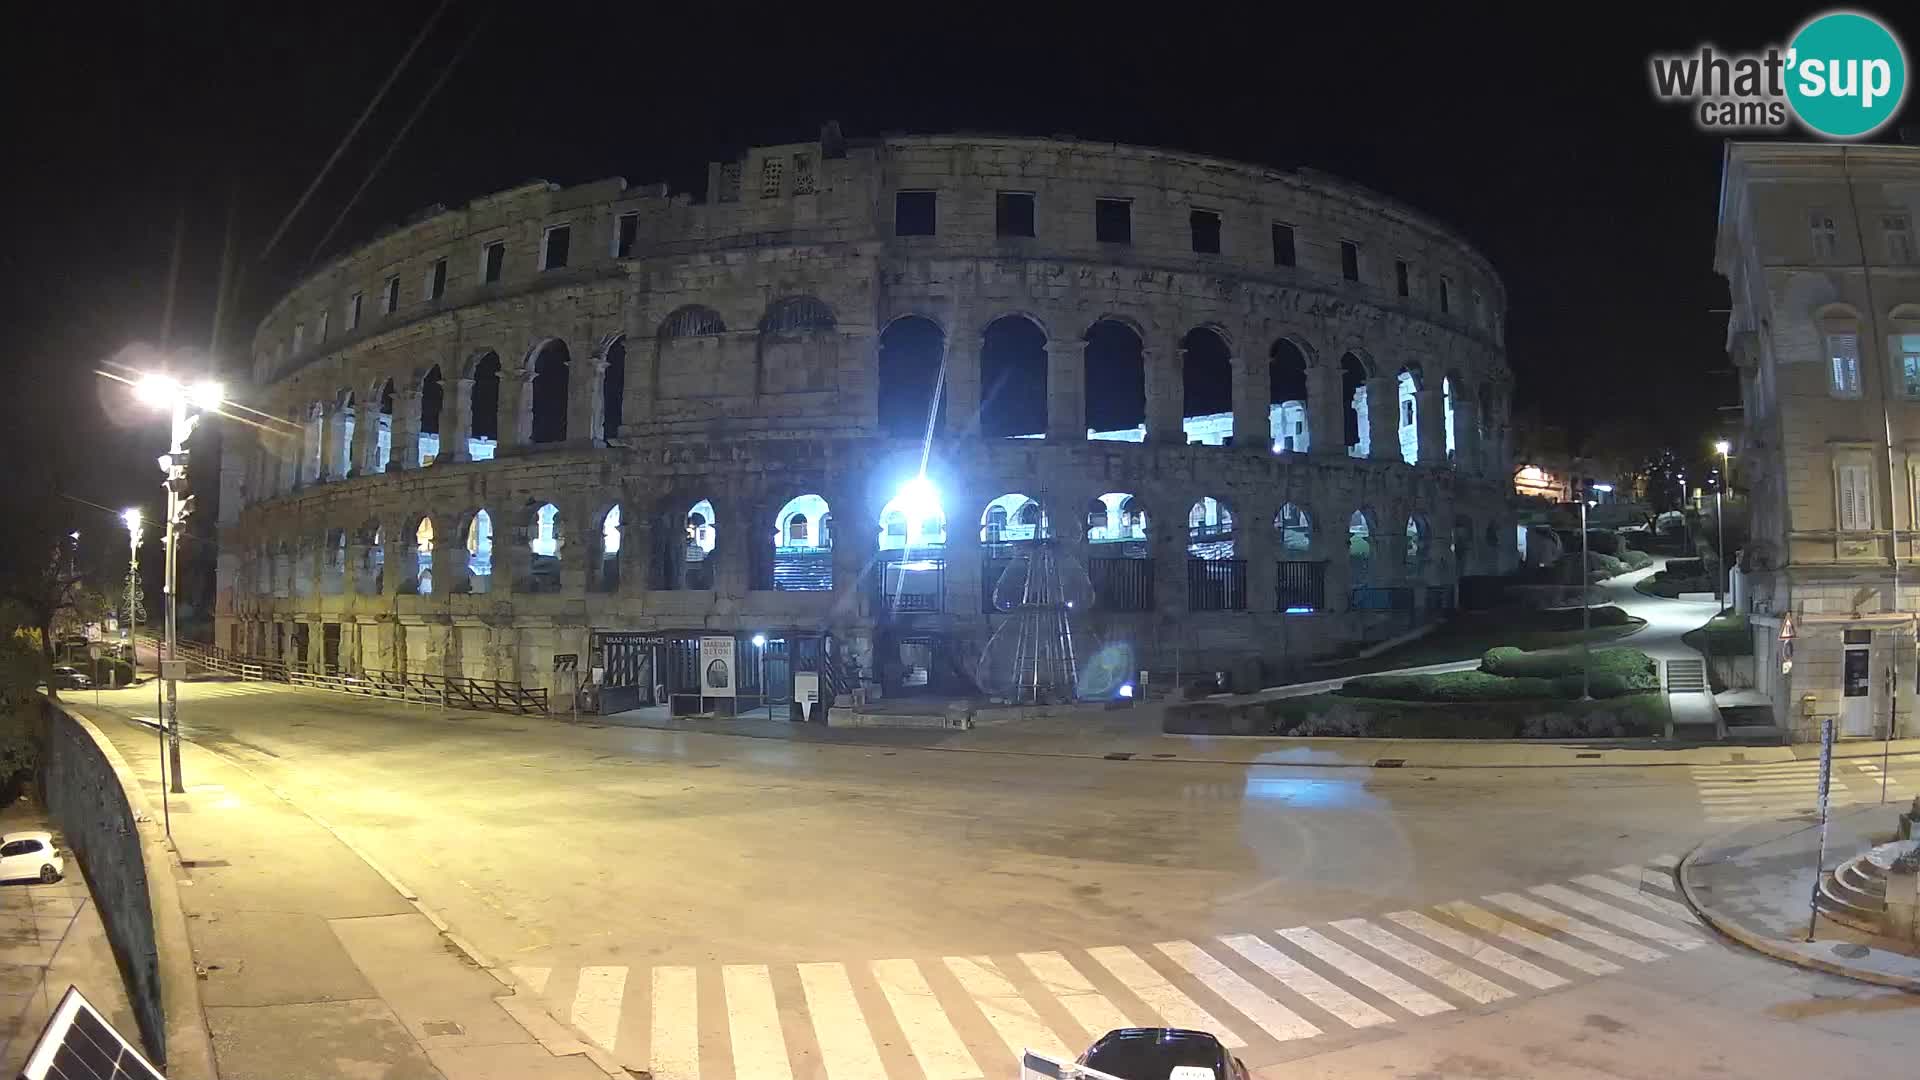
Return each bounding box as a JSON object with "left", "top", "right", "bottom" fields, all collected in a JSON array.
[
  {"left": 1828, "top": 333, "right": 1862, "bottom": 397},
  {"left": 1838, "top": 463, "right": 1873, "bottom": 532}
]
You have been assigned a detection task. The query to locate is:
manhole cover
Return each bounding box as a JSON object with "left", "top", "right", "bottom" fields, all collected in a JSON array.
[
  {"left": 1575, "top": 753, "right": 1602, "bottom": 759},
  {"left": 1833, "top": 943, "right": 1871, "bottom": 959},
  {"left": 180, "top": 859, "right": 230, "bottom": 869},
  {"left": 1152, "top": 753, "right": 1177, "bottom": 759},
  {"left": 1374, "top": 758, "right": 1406, "bottom": 769},
  {"left": 1104, "top": 752, "right": 1135, "bottom": 761},
  {"left": 423, "top": 1020, "right": 465, "bottom": 1036}
]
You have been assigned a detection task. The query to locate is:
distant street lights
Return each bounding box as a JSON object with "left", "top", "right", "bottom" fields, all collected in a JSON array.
[
  {"left": 122, "top": 508, "right": 142, "bottom": 681},
  {"left": 1581, "top": 482, "right": 1614, "bottom": 701},
  {"left": 1713, "top": 440, "right": 1732, "bottom": 612},
  {"left": 132, "top": 372, "right": 224, "bottom": 795}
]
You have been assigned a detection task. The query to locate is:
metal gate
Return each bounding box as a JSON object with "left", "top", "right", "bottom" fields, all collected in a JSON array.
[{"left": 322, "top": 623, "right": 341, "bottom": 673}]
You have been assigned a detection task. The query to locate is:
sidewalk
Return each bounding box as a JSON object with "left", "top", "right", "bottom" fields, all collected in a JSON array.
[
  {"left": 0, "top": 801, "right": 138, "bottom": 1075},
  {"left": 67, "top": 704, "right": 614, "bottom": 1080},
  {"left": 1679, "top": 804, "right": 1920, "bottom": 990}
]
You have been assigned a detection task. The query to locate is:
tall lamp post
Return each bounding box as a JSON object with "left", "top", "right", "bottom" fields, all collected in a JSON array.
[
  {"left": 122, "top": 509, "right": 143, "bottom": 680},
  {"left": 1581, "top": 482, "right": 1614, "bottom": 700},
  {"left": 1713, "top": 440, "right": 1732, "bottom": 612},
  {"left": 133, "top": 373, "right": 223, "bottom": 795}
]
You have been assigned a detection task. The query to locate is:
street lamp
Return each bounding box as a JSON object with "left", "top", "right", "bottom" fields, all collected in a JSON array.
[
  {"left": 132, "top": 372, "right": 224, "bottom": 794},
  {"left": 122, "top": 509, "right": 143, "bottom": 681},
  {"left": 1581, "top": 482, "right": 1614, "bottom": 700},
  {"left": 1713, "top": 440, "right": 1732, "bottom": 612},
  {"left": 751, "top": 633, "right": 770, "bottom": 719}
]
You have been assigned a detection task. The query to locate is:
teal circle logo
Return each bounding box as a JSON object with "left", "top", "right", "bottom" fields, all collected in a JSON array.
[{"left": 1786, "top": 11, "right": 1907, "bottom": 138}]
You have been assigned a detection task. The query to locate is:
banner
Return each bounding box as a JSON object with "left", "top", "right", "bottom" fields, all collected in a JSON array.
[{"left": 700, "top": 635, "right": 736, "bottom": 697}]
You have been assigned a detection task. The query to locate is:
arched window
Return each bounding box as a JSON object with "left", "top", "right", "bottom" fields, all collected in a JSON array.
[
  {"left": 979, "top": 316, "right": 1048, "bottom": 438},
  {"left": 1187, "top": 497, "right": 1234, "bottom": 559},
  {"left": 1442, "top": 373, "right": 1458, "bottom": 461},
  {"left": 374, "top": 379, "right": 395, "bottom": 473},
  {"left": 529, "top": 341, "right": 570, "bottom": 444},
  {"left": 1180, "top": 327, "right": 1233, "bottom": 444},
  {"left": 1477, "top": 382, "right": 1494, "bottom": 472},
  {"left": 1277, "top": 502, "right": 1313, "bottom": 555},
  {"left": 601, "top": 338, "right": 626, "bottom": 439},
  {"left": 414, "top": 517, "right": 435, "bottom": 595},
  {"left": 1341, "top": 353, "right": 1370, "bottom": 458},
  {"left": 876, "top": 478, "right": 946, "bottom": 552},
  {"left": 772, "top": 493, "right": 833, "bottom": 591},
  {"left": 1348, "top": 509, "right": 1374, "bottom": 585},
  {"left": 357, "top": 521, "right": 383, "bottom": 595},
  {"left": 877, "top": 316, "right": 947, "bottom": 439},
  {"left": 470, "top": 351, "right": 501, "bottom": 453},
  {"left": 304, "top": 402, "right": 325, "bottom": 483},
  {"left": 980, "top": 494, "right": 1047, "bottom": 545},
  {"left": 528, "top": 502, "right": 562, "bottom": 593},
  {"left": 761, "top": 297, "right": 835, "bottom": 335},
  {"left": 1396, "top": 365, "right": 1421, "bottom": 466},
  {"left": 1086, "top": 492, "right": 1149, "bottom": 546},
  {"left": 1085, "top": 320, "right": 1145, "bottom": 441},
  {"left": 1270, "top": 339, "right": 1311, "bottom": 453},
  {"left": 466, "top": 510, "right": 493, "bottom": 592},
  {"left": 333, "top": 392, "right": 356, "bottom": 478},
  {"left": 1453, "top": 514, "right": 1474, "bottom": 575},
  {"left": 1405, "top": 514, "right": 1430, "bottom": 577},
  {"left": 659, "top": 305, "right": 726, "bottom": 340},
  {"left": 595, "top": 505, "right": 622, "bottom": 593},
  {"left": 419, "top": 366, "right": 443, "bottom": 466},
  {"left": 322, "top": 528, "right": 347, "bottom": 594}
]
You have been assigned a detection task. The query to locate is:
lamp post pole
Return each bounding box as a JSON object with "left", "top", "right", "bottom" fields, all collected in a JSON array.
[
  {"left": 1714, "top": 441, "right": 1732, "bottom": 614},
  {"left": 163, "top": 396, "right": 188, "bottom": 794},
  {"left": 124, "top": 511, "right": 143, "bottom": 682},
  {"left": 1581, "top": 491, "right": 1592, "bottom": 701}
]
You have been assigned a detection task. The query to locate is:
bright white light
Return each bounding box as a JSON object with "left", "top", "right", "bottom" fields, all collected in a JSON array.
[
  {"left": 1592, "top": 483, "right": 1613, "bottom": 493},
  {"left": 1714, "top": 440, "right": 1731, "bottom": 456},
  {"left": 1118, "top": 683, "right": 1134, "bottom": 699},
  {"left": 751, "top": 633, "right": 767, "bottom": 647},
  {"left": 189, "top": 380, "right": 225, "bottom": 410},
  {"left": 134, "top": 373, "right": 181, "bottom": 408},
  {"left": 122, "top": 508, "right": 141, "bottom": 530},
  {"left": 897, "top": 475, "right": 940, "bottom": 519}
]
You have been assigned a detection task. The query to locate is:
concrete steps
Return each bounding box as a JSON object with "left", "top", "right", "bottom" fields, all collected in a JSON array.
[
  {"left": 1665, "top": 658, "right": 1709, "bottom": 693},
  {"left": 1819, "top": 840, "right": 1920, "bottom": 931}
]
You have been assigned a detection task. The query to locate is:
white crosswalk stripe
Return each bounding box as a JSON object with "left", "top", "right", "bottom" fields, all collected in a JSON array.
[
  {"left": 517, "top": 856, "right": 1715, "bottom": 1079},
  {"left": 1686, "top": 760, "right": 1910, "bottom": 824}
]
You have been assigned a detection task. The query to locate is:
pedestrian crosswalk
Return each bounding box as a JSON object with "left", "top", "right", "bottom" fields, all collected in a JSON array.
[
  {"left": 508, "top": 857, "right": 1706, "bottom": 1080},
  {"left": 1691, "top": 758, "right": 1904, "bottom": 824}
]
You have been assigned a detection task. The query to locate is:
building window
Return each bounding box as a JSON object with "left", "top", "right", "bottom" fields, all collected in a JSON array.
[
  {"left": 428, "top": 257, "right": 447, "bottom": 301},
  {"left": 1272, "top": 223, "right": 1296, "bottom": 267},
  {"left": 1886, "top": 214, "right": 1915, "bottom": 264},
  {"left": 1340, "top": 240, "right": 1360, "bottom": 282},
  {"left": 292, "top": 322, "right": 305, "bottom": 353},
  {"left": 318, "top": 310, "right": 329, "bottom": 342},
  {"left": 615, "top": 212, "right": 638, "bottom": 258},
  {"left": 1439, "top": 276, "right": 1452, "bottom": 313},
  {"left": 1811, "top": 211, "right": 1839, "bottom": 258},
  {"left": 1095, "top": 198, "right": 1132, "bottom": 244},
  {"left": 717, "top": 162, "right": 742, "bottom": 203},
  {"left": 1829, "top": 333, "right": 1862, "bottom": 398},
  {"left": 760, "top": 156, "right": 784, "bottom": 198},
  {"left": 1395, "top": 260, "right": 1410, "bottom": 297},
  {"left": 1189, "top": 209, "right": 1221, "bottom": 254},
  {"left": 1838, "top": 462, "right": 1873, "bottom": 532},
  {"left": 382, "top": 276, "right": 400, "bottom": 315},
  {"left": 349, "top": 292, "right": 363, "bottom": 330},
  {"left": 482, "top": 241, "right": 505, "bottom": 284},
  {"left": 541, "top": 224, "right": 571, "bottom": 270},
  {"left": 894, "top": 191, "right": 936, "bottom": 236},
  {"left": 792, "top": 154, "right": 815, "bottom": 195},
  {"left": 995, "top": 192, "right": 1035, "bottom": 238},
  {"left": 1899, "top": 333, "right": 1920, "bottom": 398}
]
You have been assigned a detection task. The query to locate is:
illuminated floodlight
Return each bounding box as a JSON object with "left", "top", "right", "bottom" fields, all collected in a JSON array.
[
  {"left": 122, "top": 508, "right": 142, "bottom": 530},
  {"left": 1118, "top": 683, "right": 1134, "bottom": 699},
  {"left": 189, "top": 380, "right": 225, "bottom": 410},
  {"left": 133, "top": 373, "right": 181, "bottom": 408},
  {"left": 1713, "top": 440, "right": 1731, "bottom": 456},
  {"left": 1285, "top": 606, "right": 1315, "bottom": 614},
  {"left": 896, "top": 475, "right": 940, "bottom": 519},
  {"left": 751, "top": 633, "right": 767, "bottom": 647},
  {"left": 1592, "top": 483, "right": 1613, "bottom": 493}
]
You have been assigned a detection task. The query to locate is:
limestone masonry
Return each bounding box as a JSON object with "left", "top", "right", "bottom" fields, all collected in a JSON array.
[{"left": 215, "top": 131, "right": 1516, "bottom": 708}]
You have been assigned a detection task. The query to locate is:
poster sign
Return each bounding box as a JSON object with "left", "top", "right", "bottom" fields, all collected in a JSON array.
[
  {"left": 794, "top": 672, "right": 819, "bottom": 707},
  {"left": 700, "top": 636, "right": 736, "bottom": 697}
]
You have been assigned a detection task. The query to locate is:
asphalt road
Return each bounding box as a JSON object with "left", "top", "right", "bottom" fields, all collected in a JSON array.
[{"left": 79, "top": 680, "right": 1920, "bottom": 1079}]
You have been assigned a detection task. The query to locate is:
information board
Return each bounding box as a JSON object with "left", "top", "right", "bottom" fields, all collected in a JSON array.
[{"left": 700, "top": 636, "right": 736, "bottom": 697}]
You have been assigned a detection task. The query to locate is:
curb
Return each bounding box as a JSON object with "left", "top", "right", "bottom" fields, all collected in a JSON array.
[{"left": 1676, "top": 835, "right": 1920, "bottom": 993}]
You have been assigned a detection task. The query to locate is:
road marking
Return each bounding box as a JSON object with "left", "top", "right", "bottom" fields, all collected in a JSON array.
[
  {"left": 1275, "top": 927, "right": 1454, "bottom": 1017},
  {"left": 1439, "top": 901, "right": 1622, "bottom": 976},
  {"left": 1570, "top": 874, "right": 1702, "bottom": 924},
  {"left": 1085, "top": 946, "right": 1244, "bottom": 1048},
  {"left": 511, "top": 965, "right": 551, "bottom": 995},
  {"left": 651, "top": 966, "right": 701, "bottom": 1080},
  {"left": 797, "top": 962, "right": 887, "bottom": 1080},
  {"left": 1647, "top": 854, "right": 1680, "bottom": 869},
  {"left": 945, "top": 956, "right": 1069, "bottom": 1061},
  {"left": 1483, "top": 893, "right": 1664, "bottom": 963},
  {"left": 1216, "top": 933, "right": 1386, "bottom": 1029},
  {"left": 1158, "top": 939, "right": 1321, "bottom": 1041},
  {"left": 1385, "top": 910, "right": 1568, "bottom": 990},
  {"left": 1327, "top": 919, "right": 1513, "bottom": 1005},
  {"left": 1606, "top": 864, "right": 1684, "bottom": 899},
  {"left": 1530, "top": 885, "right": 1703, "bottom": 951},
  {"left": 723, "top": 965, "right": 793, "bottom": 1080},
  {"left": 571, "top": 965, "right": 626, "bottom": 1052},
  {"left": 1019, "top": 951, "right": 1132, "bottom": 1041},
  {"left": 872, "top": 959, "right": 979, "bottom": 1080}
]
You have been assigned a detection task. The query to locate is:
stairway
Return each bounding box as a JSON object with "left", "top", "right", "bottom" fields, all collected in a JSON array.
[
  {"left": 1819, "top": 840, "right": 1920, "bottom": 931},
  {"left": 1665, "top": 658, "right": 1708, "bottom": 693}
]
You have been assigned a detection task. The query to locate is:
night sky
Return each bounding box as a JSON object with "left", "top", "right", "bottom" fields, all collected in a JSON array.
[{"left": 5, "top": 1, "right": 1913, "bottom": 528}]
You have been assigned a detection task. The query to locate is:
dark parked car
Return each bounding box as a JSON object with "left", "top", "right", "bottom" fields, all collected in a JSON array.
[
  {"left": 47, "top": 665, "right": 91, "bottom": 690},
  {"left": 1078, "top": 1028, "right": 1249, "bottom": 1080}
]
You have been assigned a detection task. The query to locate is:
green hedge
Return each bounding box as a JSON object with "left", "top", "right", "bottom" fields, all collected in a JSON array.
[
  {"left": 1481, "top": 645, "right": 1657, "bottom": 688},
  {"left": 1341, "top": 671, "right": 1563, "bottom": 702},
  {"left": 1167, "top": 691, "right": 1669, "bottom": 739},
  {"left": 1620, "top": 550, "right": 1653, "bottom": 570},
  {"left": 1335, "top": 646, "right": 1659, "bottom": 703},
  {"left": 1513, "top": 605, "right": 1634, "bottom": 631}
]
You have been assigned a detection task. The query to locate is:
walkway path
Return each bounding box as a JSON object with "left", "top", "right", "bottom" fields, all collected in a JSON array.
[{"left": 1602, "top": 561, "right": 1724, "bottom": 735}]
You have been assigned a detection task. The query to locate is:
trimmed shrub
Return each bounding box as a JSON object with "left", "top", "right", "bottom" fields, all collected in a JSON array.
[
  {"left": 1666, "top": 557, "right": 1706, "bottom": 576},
  {"left": 1480, "top": 645, "right": 1658, "bottom": 690},
  {"left": 1620, "top": 550, "right": 1653, "bottom": 570},
  {"left": 1585, "top": 529, "right": 1622, "bottom": 555},
  {"left": 1340, "top": 671, "right": 1561, "bottom": 702}
]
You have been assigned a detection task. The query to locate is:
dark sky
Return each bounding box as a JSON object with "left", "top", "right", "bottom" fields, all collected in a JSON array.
[{"left": 5, "top": 1, "right": 1912, "bottom": 524}]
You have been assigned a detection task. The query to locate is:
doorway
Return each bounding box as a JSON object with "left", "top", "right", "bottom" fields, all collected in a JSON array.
[
  {"left": 323, "top": 623, "right": 341, "bottom": 673},
  {"left": 1842, "top": 629, "right": 1874, "bottom": 737}
]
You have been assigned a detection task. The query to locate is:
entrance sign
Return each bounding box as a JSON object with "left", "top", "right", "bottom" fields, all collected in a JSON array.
[
  {"left": 553, "top": 653, "right": 579, "bottom": 671},
  {"left": 700, "top": 636, "right": 736, "bottom": 697}
]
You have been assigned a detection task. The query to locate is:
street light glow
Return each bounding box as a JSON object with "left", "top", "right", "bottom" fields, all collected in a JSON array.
[
  {"left": 751, "top": 633, "right": 767, "bottom": 647},
  {"left": 1714, "top": 440, "right": 1731, "bottom": 456},
  {"left": 189, "top": 380, "right": 225, "bottom": 410},
  {"left": 1592, "top": 483, "right": 1613, "bottom": 493},
  {"left": 133, "top": 372, "right": 181, "bottom": 408},
  {"left": 122, "top": 507, "right": 142, "bottom": 530}
]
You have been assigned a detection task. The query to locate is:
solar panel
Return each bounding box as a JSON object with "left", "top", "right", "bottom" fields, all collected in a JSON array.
[{"left": 16, "top": 986, "right": 165, "bottom": 1080}]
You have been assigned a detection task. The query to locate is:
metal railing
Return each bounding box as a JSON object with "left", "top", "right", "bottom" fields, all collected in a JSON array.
[
  {"left": 1088, "top": 557, "right": 1154, "bottom": 611},
  {"left": 1187, "top": 559, "right": 1247, "bottom": 611},
  {"left": 876, "top": 557, "right": 945, "bottom": 613},
  {"left": 1276, "top": 561, "right": 1327, "bottom": 612},
  {"left": 147, "top": 636, "right": 548, "bottom": 715}
]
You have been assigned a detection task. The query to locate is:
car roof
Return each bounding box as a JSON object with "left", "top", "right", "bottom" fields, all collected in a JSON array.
[
  {"left": 1083, "top": 1028, "right": 1228, "bottom": 1077},
  {"left": 2, "top": 832, "right": 53, "bottom": 845}
]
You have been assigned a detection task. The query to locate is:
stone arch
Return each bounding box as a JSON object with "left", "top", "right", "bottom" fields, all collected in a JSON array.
[
  {"left": 464, "top": 509, "right": 494, "bottom": 593},
  {"left": 979, "top": 493, "right": 1050, "bottom": 545},
  {"left": 1396, "top": 362, "right": 1424, "bottom": 466},
  {"left": 1405, "top": 512, "right": 1432, "bottom": 579},
  {"left": 1269, "top": 338, "right": 1312, "bottom": 454},
  {"left": 1442, "top": 370, "right": 1462, "bottom": 461},
  {"left": 1453, "top": 513, "right": 1474, "bottom": 575},
  {"left": 979, "top": 315, "right": 1048, "bottom": 438},
  {"left": 322, "top": 527, "right": 348, "bottom": 594},
  {"left": 1180, "top": 327, "right": 1233, "bottom": 444},
  {"left": 468, "top": 350, "right": 503, "bottom": 449},
  {"left": 1348, "top": 506, "right": 1377, "bottom": 585},
  {"left": 658, "top": 305, "right": 727, "bottom": 339},
  {"left": 599, "top": 334, "right": 626, "bottom": 441},
  {"left": 771, "top": 493, "right": 833, "bottom": 591},
  {"left": 760, "top": 296, "right": 837, "bottom": 335},
  {"left": 876, "top": 478, "right": 946, "bottom": 552},
  {"left": 1086, "top": 492, "right": 1149, "bottom": 548},
  {"left": 1276, "top": 501, "right": 1313, "bottom": 556},
  {"left": 522, "top": 501, "right": 564, "bottom": 593},
  {"left": 526, "top": 339, "right": 570, "bottom": 444},
  {"left": 1186, "top": 496, "right": 1234, "bottom": 559},
  {"left": 369, "top": 378, "right": 396, "bottom": 473},
  {"left": 588, "top": 503, "right": 623, "bottom": 593},
  {"left": 1340, "top": 352, "right": 1370, "bottom": 457},
  {"left": 418, "top": 366, "right": 445, "bottom": 466},
  {"left": 355, "top": 517, "right": 384, "bottom": 595},
  {"left": 755, "top": 298, "right": 838, "bottom": 400},
  {"left": 409, "top": 514, "right": 435, "bottom": 595},
  {"left": 1084, "top": 319, "right": 1146, "bottom": 440},
  {"left": 877, "top": 315, "right": 947, "bottom": 439}
]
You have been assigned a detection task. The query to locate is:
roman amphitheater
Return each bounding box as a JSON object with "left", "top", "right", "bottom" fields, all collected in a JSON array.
[{"left": 215, "top": 130, "right": 1515, "bottom": 713}]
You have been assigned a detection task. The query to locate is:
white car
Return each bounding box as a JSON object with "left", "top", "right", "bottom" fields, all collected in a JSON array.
[{"left": 0, "top": 832, "right": 65, "bottom": 884}]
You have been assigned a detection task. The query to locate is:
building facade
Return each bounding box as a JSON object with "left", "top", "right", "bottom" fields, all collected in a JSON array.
[
  {"left": 1718, "top": 141, "right": 1920, "bottom": 741},
  {"left": 215, "top": 132, "right": 1516, "bottom": 708}
]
